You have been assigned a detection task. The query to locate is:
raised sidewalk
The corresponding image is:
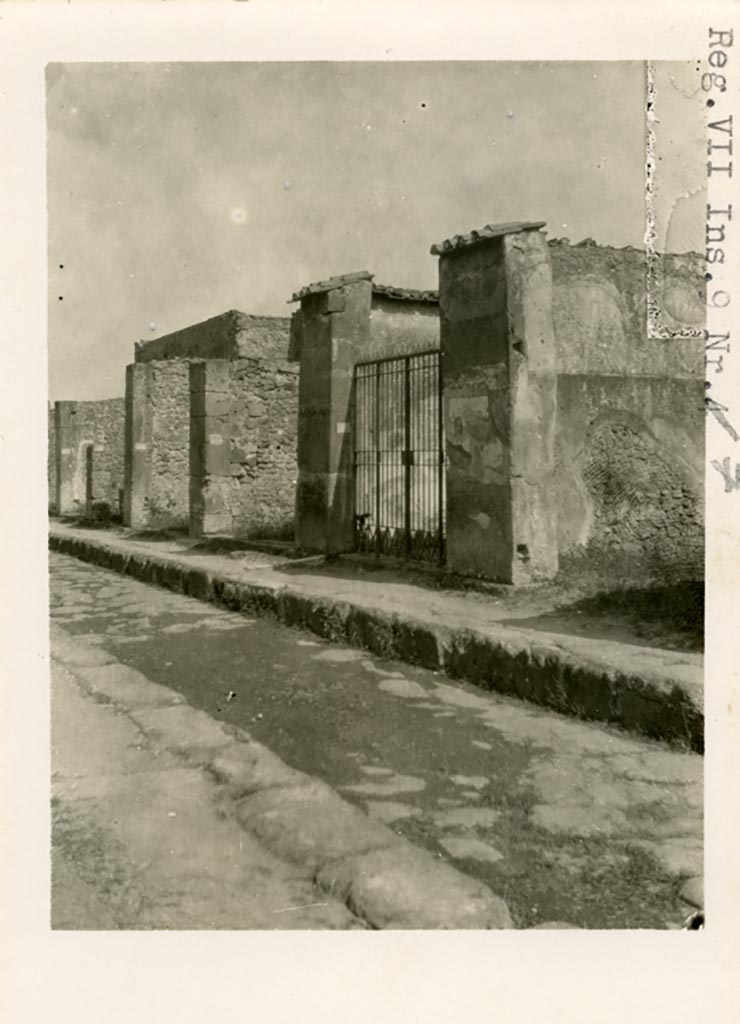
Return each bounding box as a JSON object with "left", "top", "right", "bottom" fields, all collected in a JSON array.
[{"left": 48, "top": 521, "right": 703, "bottom": 751}]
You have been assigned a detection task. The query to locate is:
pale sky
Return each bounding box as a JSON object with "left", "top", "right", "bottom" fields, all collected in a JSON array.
[{"left": 47, "top": 61, "right": 703, "bottom": 401}]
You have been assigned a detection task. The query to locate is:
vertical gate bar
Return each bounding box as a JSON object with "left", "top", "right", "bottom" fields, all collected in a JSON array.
[
  {"left": 437, "top": 350, "right": 444, "bottom": 564},
  {"left": 425, "top": 358, "right": 429, "bottom": 549},
  {"left": 428, "top": 357, "right": 432, "bottom": 551},
  {"left": 374, "top": 362, "right": 381, "bottom": 556},
  {"left": 353, "top": 367, "right": 357, "bottom": 549},
  {"left": 363, "top": 369, "right": 367, "bottom": 551},
  {"left": 404, "top": 355, "right": 411, "bottom": 558},
  {"left": 411, "top": 359, "right": 416, "bottom": 542},
  {"left": 85, "top": 444, "right": 94, "bottom": 518}
]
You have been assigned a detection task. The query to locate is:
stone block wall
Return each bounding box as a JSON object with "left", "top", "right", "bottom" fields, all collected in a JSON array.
[
  {"left": 190, "top": 358, "right": 299, "bottom": 539},
  {"left": 125, "top": 310, "right": 293, "bottom": 533},
  {"left": 123, "top": 360, "right": 191, "bottom": 530},
  {"left": 136, "top": 311, "right": 291, "bottom": 364},
  {"left": 149, "top": 360, "right": 191, "bottom": 528},
  {"left": 550, "top": 240, "right": 705, "bottom": 582},
  {"left": 53, "top": 398, "right": 125, "bottom": 516}
]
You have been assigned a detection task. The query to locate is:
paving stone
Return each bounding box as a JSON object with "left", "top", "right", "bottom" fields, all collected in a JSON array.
[
  {"left": 317, "top": 843, "right": 512, "bottom": 929},
  {"left": 73, "top": 663, "right": 186, "bottom": 711},
  {"left": 679, "top": 875, "right": 704, "bottom": 908},
  {"left": 451, "top": 774, "right": 488, "bottom": 790},
  {"left": 434, "top": 683, "right": 492, "bottom": 711},
  {"left": 531, "top": 801, "right": 629, "bottom": 838},
  {"left": 605, "top": 751, "right": 703, "bottom": 786},
  {"left": 438, "top": 836, "right": 504, "bottom": 863},
  {"left": 51, "top": 630, "right": 117, "bottom": 667},
  {"left": 431, "top": 807, "right": 501, "bottom": 828},
  {"left": 365, "top": 801, "right": 423, "bottom": 823},
  {"left": 630, "top": 839, "right": 703, "bottom": 878},
  {"left": 378, "top": 678, "right": 428, "bottom": 699},
  {"left": 236, "top": 780, "right": 393, "bottom": 874},
  {"left": 129, "top": 704, "right": 235, "bottom": 758},
  {"left": 343, "top": 773, "right": 426, "bottom": 797},
  {"left": 312, "top": 648, "right": 364, "bottom": 663},
  {"left": 207, "top": 741, "right": 308, "bottom": 796}
]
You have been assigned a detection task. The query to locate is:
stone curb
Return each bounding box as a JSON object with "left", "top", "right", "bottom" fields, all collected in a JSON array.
[
  {"left": 55, "top": 642, "right": 512, "bottom": 930},
  {"left": 49, "top": 527, "right": 703, "bottom": 751}
]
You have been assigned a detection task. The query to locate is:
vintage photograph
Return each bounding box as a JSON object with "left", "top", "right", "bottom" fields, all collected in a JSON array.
[{"left": 47, "top": 60, "right": 704, "bottom": 930}]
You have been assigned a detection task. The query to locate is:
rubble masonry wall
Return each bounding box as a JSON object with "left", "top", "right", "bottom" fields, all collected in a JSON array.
[
  {"left": 54, "top": 398, "right": 125, "bottom": 515},
  {"left": 189, "top": 358, "right": 298, "bottom": 539},
  {"left": 229, "top": 359, "right": 299, "bottom": 538},
  {"left": 136, "top": 311, "right": 291, "bottom": 363},
  {"left": 148, "top": 360, "right": 191, "bottom": 528}
]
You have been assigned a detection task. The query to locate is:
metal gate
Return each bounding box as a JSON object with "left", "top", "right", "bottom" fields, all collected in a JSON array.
[{"left": 353, "top": 349, "right": 445, "bottom": 563}]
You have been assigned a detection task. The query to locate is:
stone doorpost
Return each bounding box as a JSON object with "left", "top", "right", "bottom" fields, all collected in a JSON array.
[
  {"left": 431, "top": 222, "right": 558, "bottom": 583},
  {"left": 292, "top": 273, "right": 373, "bottom": 554}
]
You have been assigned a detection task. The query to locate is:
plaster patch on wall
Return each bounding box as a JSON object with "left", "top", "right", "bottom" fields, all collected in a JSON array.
[
  {"left": 660, "top": 284, "right": 705, "bottom": 327},
  {"left": 469, "top": 511, "right": 491, "bottom": 530},
  {"left": 555, "top": 279, "right": 627, "bottom": 368}
]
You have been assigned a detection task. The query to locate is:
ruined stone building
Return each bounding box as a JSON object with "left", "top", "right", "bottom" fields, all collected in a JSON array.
[
  {"left": 290, "top": 223, "right": 704, "bottom": 586},
  {"left": 49, "top": 220, "right": 704, "bottom": 590},
  {"left": 289, "top": 272, "right": 440, "bottom": 556},
  {"left": 123, "top": 309, "right": 297, "bottom": 539},
  {"left": 50, "top": 397, "right": 126, "bottom": 518}
]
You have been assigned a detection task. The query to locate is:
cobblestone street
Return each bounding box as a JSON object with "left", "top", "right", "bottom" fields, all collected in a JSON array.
[{"left": 50, "top": 552, "right": 703, "bottom": 929}]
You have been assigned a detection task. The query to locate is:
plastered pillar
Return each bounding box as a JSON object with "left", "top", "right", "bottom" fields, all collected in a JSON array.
[
  {"left": 294, "top": 274, "right": 373, "bottom": 554},
  {"left": 432, "top": 222, "right": 558, "bottom": 583}
]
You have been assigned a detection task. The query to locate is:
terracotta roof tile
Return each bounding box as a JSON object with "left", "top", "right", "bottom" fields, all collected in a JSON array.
[
  {"left": 290, "top": 271, "right": 372, "bottom": 303},
  {"left": 372, "top": 282, "right": 438, "bottom": 304},
  {"left": 430, "top": 221, "right": 546, "bottom": 255}
]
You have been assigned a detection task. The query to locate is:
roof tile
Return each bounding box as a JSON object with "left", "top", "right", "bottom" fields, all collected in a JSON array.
[
  {"left": 371, "top": 282, "right": 438, "bottom": 304},
  {"left": 290, "top": 271, "right": 372, "bottom": 303},
  {"left": 430, "top": 221, "right": 546, "bottom": 256}
]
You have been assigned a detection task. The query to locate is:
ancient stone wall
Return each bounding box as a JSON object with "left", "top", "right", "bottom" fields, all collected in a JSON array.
[
  {"left": 189, "top": 358, "right": 299, "bottom": 539},
  {"left": 550, "top": 240, "right": 705, "bottom": 581},
  {"left": 147, "top": 361, "right": 191, "bottom": 529},
  {"left": 228, "top": 360, "right": 299, "bottom": 538},
  {"left": 125, "top": 310, "right": 293, "bottom": 532},
  {"left": 123, "top": 360, "right": 191, "bottom": 529},
  {"left": 136, "top": 311, "right": 291, "bottom": 363},
  {"left": 54, "top": 398, "right": 125, "bottom": 516}
]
